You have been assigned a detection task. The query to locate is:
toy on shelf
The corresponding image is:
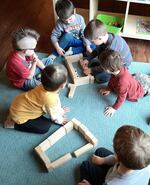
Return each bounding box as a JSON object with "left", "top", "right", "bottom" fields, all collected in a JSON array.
[
  {"left": 65, "top": 54, "right": 94, "bottom": 98},
  {"left": 35, "top": 118, "right": 98, "bottom": 172}
]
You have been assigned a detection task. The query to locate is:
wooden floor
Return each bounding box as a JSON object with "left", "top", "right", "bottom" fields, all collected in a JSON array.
[{"left": 0, "top": 4, "right": 149, "bottom": 71}]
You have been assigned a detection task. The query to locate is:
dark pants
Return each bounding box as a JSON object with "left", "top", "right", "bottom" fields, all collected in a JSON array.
[
  {"left": 80, "top": 147, "right": 113, "bottom": 185},
  {"left": 14, "top": 116, "right": 52, "bottom": 134}
]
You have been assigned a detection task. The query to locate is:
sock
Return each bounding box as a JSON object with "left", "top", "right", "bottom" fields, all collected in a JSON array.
[{"left": 65, "top": 47, "right": 73, "bottom": 56}]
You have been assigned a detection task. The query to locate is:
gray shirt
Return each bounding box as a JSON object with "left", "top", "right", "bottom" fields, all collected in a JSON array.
[
  {"left": 51, "top": 14, "right": 89, "bottom": 46},
  {"left": 104, "top": 164, "right": 150, "bottom": 185}
]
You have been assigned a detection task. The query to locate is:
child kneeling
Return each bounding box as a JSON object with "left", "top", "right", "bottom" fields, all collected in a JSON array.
[
  {"left": 4, "top": 64, "right": 69, "bottom": 134},
  {"left": 78, "top": 125, "right": 150, "bottom": 185}
]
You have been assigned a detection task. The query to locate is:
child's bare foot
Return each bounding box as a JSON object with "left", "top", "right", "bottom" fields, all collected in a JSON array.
[{"left": 4, "top": 116, "right": 15, "bottom": 128}]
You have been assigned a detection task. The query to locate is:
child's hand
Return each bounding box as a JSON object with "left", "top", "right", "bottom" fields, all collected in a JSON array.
[
  {"left": 104, "top": 106, "right": 116, "bottom": 117},
  {"left": 56, "top": 46, "right": 65, "bottom": 56},
  {"left": 63, "top": 107, "right": 70, "bottom": 113},
  {"left": 78, "top": 179, "right": 91, "bottom": 185},
  {"left": 91, "top": 154, "right": 105, "bottom": 165},
  {"left": 80, "top": 59, "right": 89, "bottom": 68},
  {"left": 99, "top": 88, "right": 110, "bottom": 96},
  {"left": 83, "top": 67, "right": 92, "bottom": 75},
  {"left": 62, "top": 117, "right": 69, "bottom": 125}
]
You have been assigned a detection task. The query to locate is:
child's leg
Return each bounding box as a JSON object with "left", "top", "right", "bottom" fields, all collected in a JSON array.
[
  {"left": 95, "top": 72, "right": 111, "bottom": 83},
  {"left": 23, "top": 77, "right": 41, "bottom": 90},
  {"left": 14, "top": 116, "right": 52, "bottom": 134},
  {"left": 133, "top": 73, "right": 150, "bottom": 95},
  {"left": 80, "top": 147, "right": 113, "bottom": 185}
]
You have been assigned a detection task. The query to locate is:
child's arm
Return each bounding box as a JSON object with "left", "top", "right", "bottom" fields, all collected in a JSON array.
[
  {"left": 78, "top": 179, "right": 91, "bottom": 185},
  {"left": 51, "top": 21, "right": 65, "bottom": 56},
  {"left": 26, "top": 59, "right": 37, "bottom": 79},
  {"left": 33, "top": 53, "right": 45, "bottom": 70},
  {"left": 92, "top": 154, "right": 117, "bottom": 166},
  {"left": 104, "top": 83, "right": 128, "bottom": 117}
]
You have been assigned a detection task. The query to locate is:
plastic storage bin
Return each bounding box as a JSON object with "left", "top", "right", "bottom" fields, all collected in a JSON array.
[{"left": 96, "top": 14, "right": 124, "bottom": 34}]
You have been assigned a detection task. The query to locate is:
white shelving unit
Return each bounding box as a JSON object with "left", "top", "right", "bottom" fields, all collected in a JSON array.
[{"left": 89, "top": 0, "right": 150, "bottom": 40}]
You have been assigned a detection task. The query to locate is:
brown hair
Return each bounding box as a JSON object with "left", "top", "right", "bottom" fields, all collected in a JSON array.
[
  {"left": 84, "top": 19, "right": 107, "bottom": 40},
  {"left": 113, "top": 125, "right": 150, "bottom": 169},
  {"left": 55, "top": 0, "right": 74, "bottom": 22},
  {"left": 41, "top": 64, "right": 67, "bottom": 92},
  {"left": 98, "top": 49, "right": 123, "bottom": 72}
]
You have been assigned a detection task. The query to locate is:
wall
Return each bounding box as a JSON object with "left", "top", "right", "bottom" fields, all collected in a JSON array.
[{"left": 0, "top": 0, "right": 54, "bottom": 71}]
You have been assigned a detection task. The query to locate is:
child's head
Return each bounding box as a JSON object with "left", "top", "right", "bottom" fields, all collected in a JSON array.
[
  {"left": 55, "top": 0, "right": 75, "bottom": 24},
  {"left": 41, "top": 64, "right": 68, "bottom": 91},
  {"left": 12, "top": 28, "right": 40, "bottom": 56},
  {"left": 98, "top": 49, "right": 123, "bottom": 74},
  {"left": 84, "top": 19, "right": 107, "bottom": 45},
  {"left": 113, "top": 125, "right": 150, "bottom": 170}
]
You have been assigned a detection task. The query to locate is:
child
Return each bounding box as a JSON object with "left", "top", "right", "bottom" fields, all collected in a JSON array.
[
  {"left": 4, "top": 64, "right": 70, "bottom": 134},
  {"left": 78, "top": 125, "right": 150, "bottom": 185},
  {"left": 6, "top": 28, "right": 52, "bottom": 90},
  {"left": 99, "top": 49, "right": 150, "bottom": 117},
  {"left": 80, "top": 19, "right": 133, "bottom": 83},
  {"left": 48, "top": 0, "right": 91, "bottom": 62}
]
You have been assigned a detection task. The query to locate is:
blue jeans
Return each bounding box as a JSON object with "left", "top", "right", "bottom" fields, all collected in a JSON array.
[
  {"left": 53, "top": 32, "right": 85, "bottom": 56},
  {"left": 23, "top": 59, "right": 53, "bottom": 91},
  {"left": 88, "top": 59, "right": 111, "bottom": 83},
  {"left": 95, "top": 72, "right": 111, "bottom": 84}
]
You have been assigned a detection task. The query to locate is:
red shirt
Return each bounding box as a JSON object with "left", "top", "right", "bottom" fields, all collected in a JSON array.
[
  {"left": 107, "top": 67, "right": 144, "bottom": 109},
  {"left": 6, "top": 52, "right": 31, "bottom": 88}
]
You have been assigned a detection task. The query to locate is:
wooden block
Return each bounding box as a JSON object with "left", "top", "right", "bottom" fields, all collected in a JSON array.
[
  {"left": 65, "top": 54, "right": 83, "bottom": 63},
  {"left": 74, "top": 76, "right": 90, "bottom": 86},
  {"left": 89, "top": 75, "right": 94, "bottom": 84},
  {"left": 84, "top": 131, "right": 98, "bottom": 146},
  {"left": 35, "top": 146, "right": 51, "bottom": 165},
  {"left": 46, "top": 163, "right": 54, "bottom": 172},
  {"left": 47, "top": 127, "right": 66, "bottom": 146},
  {"left": 51, "top": 153, "right": 72, "bottom": 169},
  {"left": 78, "top": 124, "right": 89, "bottom": 136},
  {"left": 72, "top": 118, "right": 82, "bottom": 130},
  {"left": 73, "top": 143, "right": 93, "bottom": 158},
  {"left": 63, "top": 121, "right": 73, "bottom": 133},
  {"left": 39, "top": 139, "right": 51, "bottom": 152},
  {"left": 68, "top": 83, "right": 76, "bottom": 98}
]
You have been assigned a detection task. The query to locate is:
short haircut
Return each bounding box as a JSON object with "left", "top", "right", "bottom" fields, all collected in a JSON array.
[
  {"left": 41, "top": 64, "right": 68, "bottom": 91},
  {"left": 98, "top": 49, "right": 123, "bottom": 72},
  {"left": 113, "top": 125, "right": 150, "bottom": 170},
  {"left": 12, "top": 28, "right": 40, "bottom": 50},
  {"left": 55, "top": 0, "right": 74, "bottom": 21},
  {"left": 84, "top": 19, "right": 107, "bottom": 40}
]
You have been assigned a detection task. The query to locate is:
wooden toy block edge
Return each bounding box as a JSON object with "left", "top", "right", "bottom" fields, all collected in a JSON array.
[
  {"left": 68, "top": 83, "right": 76, "bottom": 98},
  {"left": 65, "top": 54, "right": 83, "bottom": 83},
  {"left": 63, "top": 121, "right": 74, "bottom": 133},
  {"left": 47, "top": 153, "right": 72, "bottom": 172},
  {"left": 72, "top": 118, "right": 82, "bottom": 130},
  {"left": 73, "top": 143, "right": 94, "bottom": 158},
  {"left": 35, "top": 146, "right": 51, "bottom": 166}
]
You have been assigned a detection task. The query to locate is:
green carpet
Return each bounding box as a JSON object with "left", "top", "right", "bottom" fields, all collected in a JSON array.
[{"left": 0, "top": 54, "right": 150, "bottom": 185}]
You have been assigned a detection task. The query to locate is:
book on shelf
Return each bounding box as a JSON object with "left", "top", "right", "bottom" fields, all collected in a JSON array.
[{"left": 136, "top": 18, "right": 150, "bottom": 35}]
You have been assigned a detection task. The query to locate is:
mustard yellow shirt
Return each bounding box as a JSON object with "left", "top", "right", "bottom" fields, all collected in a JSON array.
[{"left": 10, "top": 85, "right": 64, "bottom": 124}]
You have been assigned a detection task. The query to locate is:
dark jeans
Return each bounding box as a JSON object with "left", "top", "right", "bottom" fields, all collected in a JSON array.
[
  {"left": 80, "top": 147, "right": 113, "bottom": 185},
  {"left": 14, "top": 116, "right": 52, "bottom": 134}
]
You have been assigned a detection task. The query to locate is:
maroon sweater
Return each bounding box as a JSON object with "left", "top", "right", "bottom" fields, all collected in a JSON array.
[{"left": 106, "top": 67, "right": 144, "bottom": 109}]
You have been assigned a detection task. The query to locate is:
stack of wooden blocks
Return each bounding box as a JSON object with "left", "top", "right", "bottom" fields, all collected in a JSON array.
[
  {"left": 65, "top": 54, "right": 94, "bottom": 98},
  {"left": 35, "top": 118, "right": 98, "bottom": 172}
]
